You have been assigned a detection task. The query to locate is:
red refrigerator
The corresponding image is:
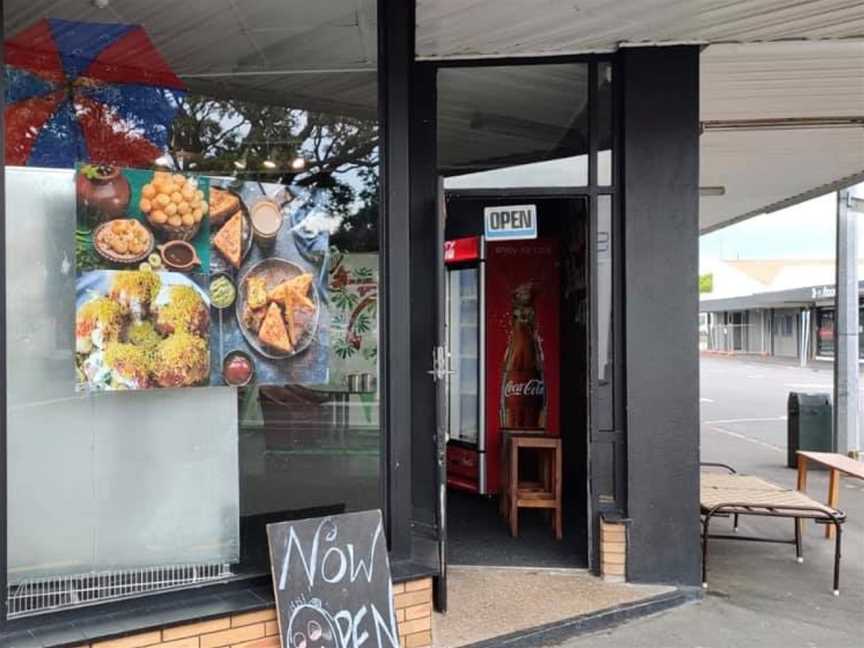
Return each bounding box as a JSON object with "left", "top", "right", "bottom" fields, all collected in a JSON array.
[{"left": 445, "top": 236, "right": 560, "bottom": 495}]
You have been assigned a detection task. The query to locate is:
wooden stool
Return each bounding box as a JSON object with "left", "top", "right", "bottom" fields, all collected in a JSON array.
[{"left": 499, "top": 432, "right": 563, "bottom": 540}]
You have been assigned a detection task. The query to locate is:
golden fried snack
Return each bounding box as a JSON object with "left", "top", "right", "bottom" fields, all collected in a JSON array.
[
  {"left": 268, "top": 273, "right": 314, "bottom": 311},
  {"left": 140, "top": 173, "right": 205, "bottom": 234},
  {"left": 213, "top": 211, "right": 243, "bottom": 268},
  {"left": 258, "top": 303, "right": 293, "bottom": 353},
  {"left": 246, "top": 276, "right": 268, "bottom": 310}
]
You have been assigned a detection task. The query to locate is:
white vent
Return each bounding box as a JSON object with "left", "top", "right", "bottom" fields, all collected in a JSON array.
[{"left": 6, "top": 562, "right": 233, "bottom": 617}]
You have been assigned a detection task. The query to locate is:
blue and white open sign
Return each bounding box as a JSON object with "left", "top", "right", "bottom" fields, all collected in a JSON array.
[{"left": 484, "top": 204, "right": 538, "bottom": 240}]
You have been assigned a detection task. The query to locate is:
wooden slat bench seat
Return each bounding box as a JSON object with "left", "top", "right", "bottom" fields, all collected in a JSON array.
[{"left": 700, "top": 462, "right": 846, "bottom": 595}]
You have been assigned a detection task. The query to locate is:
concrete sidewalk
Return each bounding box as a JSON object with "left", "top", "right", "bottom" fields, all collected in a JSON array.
[{"left": 556, "top": 357, "right": 864, "bottom": 648}]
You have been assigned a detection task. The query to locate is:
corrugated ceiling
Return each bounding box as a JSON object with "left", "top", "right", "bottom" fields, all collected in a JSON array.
[
  {"left": 416, "top": 0, "right": 864, "bottom": 59},
  {"left": 701, "top": 40, "right": 864, "bottom": 121},
  {"left": 699, "top": 40, "right": 864, "bottom": 232}
]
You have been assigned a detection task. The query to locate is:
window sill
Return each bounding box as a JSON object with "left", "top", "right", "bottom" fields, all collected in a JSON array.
[{"left": 0, "top": 562, "right": 439, "bottom": 646}]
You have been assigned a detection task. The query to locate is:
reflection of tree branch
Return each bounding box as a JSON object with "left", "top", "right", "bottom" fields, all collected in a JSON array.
[{"left": 208, "top": 119, "right": 248, "bottom": 152}]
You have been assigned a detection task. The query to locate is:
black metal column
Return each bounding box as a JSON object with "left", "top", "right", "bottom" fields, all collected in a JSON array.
[
  {"left": 621, "top": 46, "right": 701, "bottom": 586},
  {"left": 378, "top": 0, "right": 414, "bottom": 560}
]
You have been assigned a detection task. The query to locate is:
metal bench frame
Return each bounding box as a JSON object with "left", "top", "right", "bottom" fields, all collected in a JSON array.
[{"left": 700, "top": 462, "right": 846, "bottom": 595}]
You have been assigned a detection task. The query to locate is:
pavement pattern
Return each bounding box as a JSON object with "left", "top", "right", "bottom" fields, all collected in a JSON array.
[{"left": 556, "top": 356, "right": 864, "bottom": 648}]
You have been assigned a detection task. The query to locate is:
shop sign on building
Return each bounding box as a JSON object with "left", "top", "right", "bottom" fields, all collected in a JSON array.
[
  {"left": 268, "top": 510, "right": 399, "bottom": 648},
  {"left": 813, "top": 286, "right": 836, "bottom": 300},
  {"left": 484, "top": 204, "right": 537, "bottom": 240}
]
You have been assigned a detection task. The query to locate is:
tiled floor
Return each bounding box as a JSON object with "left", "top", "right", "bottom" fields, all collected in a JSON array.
[{"left": 432, "top": 566, "right": 671, "bottom": 648}]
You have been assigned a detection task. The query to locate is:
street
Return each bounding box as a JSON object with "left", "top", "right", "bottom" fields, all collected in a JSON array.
[{"left": 557, "top": 355, "right": 864, "bottom": 648}]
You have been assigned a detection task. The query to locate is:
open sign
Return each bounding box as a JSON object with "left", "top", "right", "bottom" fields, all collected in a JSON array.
[{"left": 484, "top": 204, "right": 537, "bottom": 240}]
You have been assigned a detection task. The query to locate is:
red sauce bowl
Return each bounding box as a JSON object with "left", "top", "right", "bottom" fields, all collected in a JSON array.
[
  {"left": 223, "top": 350, "right": 255, "bottom": 387},
  {"left": 159, "top": 240, "right": 200, "bottom": 271}
]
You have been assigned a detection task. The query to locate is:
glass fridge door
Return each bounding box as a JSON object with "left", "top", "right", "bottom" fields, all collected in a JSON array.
[{"left": 447, "top": 267, "right": 481, "bottom": 445}]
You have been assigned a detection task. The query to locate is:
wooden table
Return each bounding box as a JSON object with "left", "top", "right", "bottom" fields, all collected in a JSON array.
[{"left": 797, "top": 451, "right": 864, "bottom": 539}]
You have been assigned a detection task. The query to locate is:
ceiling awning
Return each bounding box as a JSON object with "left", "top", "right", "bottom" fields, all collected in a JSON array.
[
  {"left": 416, "top": 0, "right": 864, "bottom": 59},
  {"left": 699, "top": 40, "right": 864, "bottom": 233}
]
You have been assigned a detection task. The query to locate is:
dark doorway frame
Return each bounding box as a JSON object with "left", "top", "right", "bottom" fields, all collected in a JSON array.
[
  {"left": 403, "top": 55, "right": 628, "bottom": 604},
  {"left": 442, "top": 190, "right": 593, "bottom": 572}
]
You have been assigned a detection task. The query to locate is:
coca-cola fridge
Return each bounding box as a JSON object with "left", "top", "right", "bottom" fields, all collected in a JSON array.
[{"left": 445, "top": 236, "right": 560, "bottom": 495}]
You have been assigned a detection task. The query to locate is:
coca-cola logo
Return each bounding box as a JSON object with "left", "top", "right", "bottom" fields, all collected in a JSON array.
[{"left": 503, "top": 379, "right": 545, "bottom": 398}]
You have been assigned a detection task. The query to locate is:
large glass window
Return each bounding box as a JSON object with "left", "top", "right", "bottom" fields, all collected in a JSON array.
[
  {"left": 4, "top": 0, "right": 380, "bottom": 618},
  {"left": 438, "top": 64, "right": 589, "bottom": 188},
  {"left": 814, "top": 306, "right": 864, "bottom": 358}
]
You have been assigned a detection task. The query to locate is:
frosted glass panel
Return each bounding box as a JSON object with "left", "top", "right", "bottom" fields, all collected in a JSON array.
[{"left": 5, "top": 167, "right": 239, "bottom": 583}]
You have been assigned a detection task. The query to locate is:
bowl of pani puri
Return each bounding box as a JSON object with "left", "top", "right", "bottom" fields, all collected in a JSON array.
[
  {"left": 138, "top": 171, "right": 208, "bottom": 242},
  {"left": 92, "top": 218, "right": 155, "bottom": 265}
]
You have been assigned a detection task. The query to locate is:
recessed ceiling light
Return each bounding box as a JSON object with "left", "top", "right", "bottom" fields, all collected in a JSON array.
[
  {"left": 291, "top": 157, "right": 306, "bottom": 171},
  {"left": 262, "top": 159, "right": 277, "bottom": 170}
]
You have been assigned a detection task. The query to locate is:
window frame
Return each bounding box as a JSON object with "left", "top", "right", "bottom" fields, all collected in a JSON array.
[
  {"left": 0, "top": 0, "right": 394, "bottom": 632},
  {"left": 0, "top": 1, "right": 624, "bottom": 633}
]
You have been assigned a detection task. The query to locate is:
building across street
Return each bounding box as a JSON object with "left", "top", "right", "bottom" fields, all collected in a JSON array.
[{"left": 701, "top": 259, "right": 864, "bottom": 363}]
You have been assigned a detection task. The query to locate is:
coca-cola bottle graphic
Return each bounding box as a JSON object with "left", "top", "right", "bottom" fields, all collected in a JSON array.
[{"left": 499, "top": 282, "right": 546, "bottom": 429}]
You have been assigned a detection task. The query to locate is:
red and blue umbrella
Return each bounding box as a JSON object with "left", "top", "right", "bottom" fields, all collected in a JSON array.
[{"left": 4, "top": 18, "right": 185, "bottom": 168}]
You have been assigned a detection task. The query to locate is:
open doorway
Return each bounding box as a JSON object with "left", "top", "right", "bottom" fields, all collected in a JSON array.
[{"left": 443, "top": 194, "right": 590, "bottom": 569}]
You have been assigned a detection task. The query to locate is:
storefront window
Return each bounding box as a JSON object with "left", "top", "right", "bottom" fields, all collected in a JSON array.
[
  {"left": 4, "top": 0, "right": 380, "bottom": 617},
  {"left": 816, "top": 309, "right": 835, "bottom": 357},
  {"left": 439, "top": 64, "right": 589, "bottom": 188},
  {"left": 815, "top": 307, "right": 864, "bottom": 358}
]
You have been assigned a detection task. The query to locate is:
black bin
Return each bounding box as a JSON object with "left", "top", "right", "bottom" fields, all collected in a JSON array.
[{"left": 787, "top": 392, "right": 833, "bottom": 468}]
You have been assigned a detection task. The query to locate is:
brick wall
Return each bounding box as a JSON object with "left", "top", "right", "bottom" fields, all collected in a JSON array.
[
  {"left": 600, "top": 518, "right": 627, "bottom": 583},
  {"left": 393, "top": 577, "right": 433, "bottom": 648},
  {"left": 75, "top": 578, "right": 433, "bottom": 648}
]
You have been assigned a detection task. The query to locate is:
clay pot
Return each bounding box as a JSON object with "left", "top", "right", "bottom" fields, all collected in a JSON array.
[{"left": 76, "top": 166, "right": 131, "bottom": 226}]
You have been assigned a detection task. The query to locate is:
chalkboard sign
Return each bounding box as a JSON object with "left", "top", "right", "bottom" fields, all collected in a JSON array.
[{"left": 267, "top": 510, "right": 400, "bottom": 648}]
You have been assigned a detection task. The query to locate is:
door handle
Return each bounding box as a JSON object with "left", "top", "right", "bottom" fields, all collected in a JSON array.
[{"left": 428, "top": 346, "right": 455, "bottom": 382}]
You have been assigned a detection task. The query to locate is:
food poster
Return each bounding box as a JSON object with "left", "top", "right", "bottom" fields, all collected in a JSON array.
[
  {"left": 75, "top": 165, "right": 213, "bottom": 392},
  {"left": 207, "top": 179, "right": 329, "bottom": 388},
  {"left": 74, "top": 167, "right": 329, "bottom": 391},
  {"left": 76, "top": 165, "right": 210, "bottom": 273}
]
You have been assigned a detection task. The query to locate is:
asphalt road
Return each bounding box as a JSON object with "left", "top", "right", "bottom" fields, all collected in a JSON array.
[{"left": 557, "top": 355, "right": 864, "bottom": 648}]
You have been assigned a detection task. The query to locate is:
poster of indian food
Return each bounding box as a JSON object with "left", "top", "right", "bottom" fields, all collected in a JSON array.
[
  {"left": 76, "top": 165, "right": 210, "bottom": 274},
  {"left": 75, "top": 270, "right": 210, "bottom": 391},
  {"left": 207, "top": 179, "right": 329, "bottom": 387},
  {"left": 74, "top": 166, "right": 329, "bottom": 390}
]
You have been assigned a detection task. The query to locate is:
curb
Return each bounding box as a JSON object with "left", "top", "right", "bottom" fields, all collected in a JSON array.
[{"left": 458, "top": 587, "right": 702, "bottom": 648}]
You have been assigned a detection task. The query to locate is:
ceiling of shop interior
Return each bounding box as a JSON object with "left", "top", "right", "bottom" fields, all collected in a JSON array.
[
  {"left": 4, "top": 1, "right": 863, "bottom": 232},
  {"left": 4, "top": 0, "right": 379, "bottom": 118}
]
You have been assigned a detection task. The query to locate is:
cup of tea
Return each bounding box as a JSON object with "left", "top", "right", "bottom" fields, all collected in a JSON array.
[{"left": 250, "top": 199, "right": 284, "bottom": 250}]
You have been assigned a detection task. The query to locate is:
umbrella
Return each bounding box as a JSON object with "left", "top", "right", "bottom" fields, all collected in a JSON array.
[{"left": 4, "top": 18, "right": 185, "bottom": 168}]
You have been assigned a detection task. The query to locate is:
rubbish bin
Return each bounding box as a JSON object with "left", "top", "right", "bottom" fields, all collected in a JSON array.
[{"left": 787, "top": 392, "right": 833, "bottom": 468}]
